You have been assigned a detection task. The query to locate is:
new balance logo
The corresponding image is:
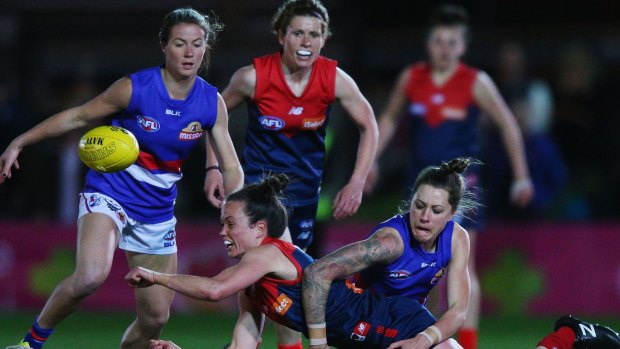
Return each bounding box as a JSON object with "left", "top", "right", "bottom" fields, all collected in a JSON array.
[{"left": 288, "top": 107, "right": 303, "bottom": 115}]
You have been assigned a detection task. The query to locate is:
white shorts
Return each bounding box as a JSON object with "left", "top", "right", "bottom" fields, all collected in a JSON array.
[{"left": 78, "top": 192, "right": 177, "bottom": 255}]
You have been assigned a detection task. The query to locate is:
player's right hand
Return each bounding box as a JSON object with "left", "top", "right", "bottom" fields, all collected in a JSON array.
[
  {"left": 125, "top": 266, "right": 156, "bottom": 288},
  {"left": 0, "top": 142, "right": 22, "bottom": 184}
]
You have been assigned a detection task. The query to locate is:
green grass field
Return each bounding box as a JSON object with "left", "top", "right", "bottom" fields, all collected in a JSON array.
[{"left": 2, "top": 311, "right": 619, "bottom": 348}]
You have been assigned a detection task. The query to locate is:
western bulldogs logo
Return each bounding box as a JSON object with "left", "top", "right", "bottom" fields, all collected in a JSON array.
[
  {"left": 178, "top": 121, "right": 204, "bottom": 141},
  {"left": 88, "top": 194, "right": 102, "bottom": 208},
  {"left": 430, "top": 267, "right": 447, "bottom": 285},
  {"left": 137, "top": 115, "right": 160, "bottom": 132},
  {"left": 259, "top": 116, "right": 285, "bottom": 131},
  {"left": 388, "top": 270, "right": 412, "bottom": 279}
]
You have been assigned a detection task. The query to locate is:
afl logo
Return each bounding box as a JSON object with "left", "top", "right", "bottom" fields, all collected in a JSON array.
[
  {"left": 137, "top": 116, "right": 160, "bottom": 132},
  {"left": 163, "top": 230, "right": 176, "bottom": 241},
  {"left": 409, "top": 103, "right": 426, "bottom": 117},
  {"left": 259, "top": 116, "right": 285, "bottom": 131}
]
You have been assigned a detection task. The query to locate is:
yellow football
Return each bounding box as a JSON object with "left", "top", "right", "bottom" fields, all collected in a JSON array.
[{"left": 78, "top": 126, "right": 139, "bottom": 173}]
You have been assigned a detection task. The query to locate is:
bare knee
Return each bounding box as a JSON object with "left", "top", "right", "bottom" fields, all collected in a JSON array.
[
  {"left": 146, "top": 310, "right": 170, "bottom": 330},
  {"left": 70, "top": 269, "right": 108, "bottom": 297},
  {"left": 138, "top": 307, "right": 170, "bottom": 334}
]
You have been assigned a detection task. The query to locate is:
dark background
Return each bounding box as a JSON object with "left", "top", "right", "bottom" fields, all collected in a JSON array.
[{"left": 1, "top": 0, "right": 619, "bottom": 223}]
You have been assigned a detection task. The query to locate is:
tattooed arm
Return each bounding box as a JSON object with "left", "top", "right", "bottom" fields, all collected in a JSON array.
[{"left": 301, "top": 227, "right": 404, "bottom": 347}]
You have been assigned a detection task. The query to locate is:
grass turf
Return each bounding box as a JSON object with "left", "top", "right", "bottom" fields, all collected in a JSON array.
[{"left": 1, "top": 311, "right": 619, "bottom": 348}]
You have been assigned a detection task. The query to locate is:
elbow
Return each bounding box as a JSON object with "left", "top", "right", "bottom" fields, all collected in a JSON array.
[
  {"left": 197, "top": 286, "right": 226, "bottom": 302},
  {"left": 362, "top": 119, "right": 379, "bottom": 140},
  {"left": 304, "top": 263, "right": 320, "bottom": 283},
  {"left": 304, "top": 262, "right": 341, "bottom": 291},
  {"left": 304, "top": 262, "right": 330, "bottom": 285}
]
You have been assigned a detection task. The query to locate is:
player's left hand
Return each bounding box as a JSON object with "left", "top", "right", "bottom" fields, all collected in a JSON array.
[
  {"left": 509, "top": 177, "right": 534, "bottom": 208},
  {"left": 204, "top": 169, "right": 225, "bottom": 208},
  {"left": 332, "top": 181, "right": 363, "bottom": 220},
  {"left": 149, "top": 339, "right": 181, "bottom": 349},
  {"left": 125, "top": 266, "right": 157, "bottom": 288}
]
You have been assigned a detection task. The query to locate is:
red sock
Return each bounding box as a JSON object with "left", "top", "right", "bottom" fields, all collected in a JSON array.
[
  {"left": 536, "top": 326, "right": 576, "bottom": 349},
  {"left": 278, "top": 339, "right": 302, "bottom": 349},
  {"left": 458, "top": 328, "right": 478, "bottom": 349}
]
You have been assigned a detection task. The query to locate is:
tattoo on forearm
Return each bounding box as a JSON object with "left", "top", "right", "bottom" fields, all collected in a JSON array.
[{"left": 303, "top": 231, "right": 400, "bottom": 324}]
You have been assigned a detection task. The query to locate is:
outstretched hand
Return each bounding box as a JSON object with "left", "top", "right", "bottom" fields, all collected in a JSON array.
[
  {"left": 125, "top": 266, "right": 157, "bottom": 288},
  {"left": 149, "top": 339, "right": 181, "bottom": 349},
  {"left": 386, "top": 335, "right": 432, "bottom": 349}
]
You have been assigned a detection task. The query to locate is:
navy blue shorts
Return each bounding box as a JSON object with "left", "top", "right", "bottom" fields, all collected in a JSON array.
[
  {"left": 326, "top": 289, "right": 437, "bottom": 349},
  {"left": 287, "top": 202, "right": 318, "bottom": 249}
]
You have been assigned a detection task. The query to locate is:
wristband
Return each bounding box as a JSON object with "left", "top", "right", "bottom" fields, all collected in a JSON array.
[
  {"left": 309, "top": 338, "right": 328, "bottom": 346},
  {"left": 419, "top": 331, "right": 434, "bottom": 345},
  {"left": 308, "top": 323, "right": 327, "bottom": 346},
  {"left": 429, "top": 325, "right": 443, "bottom": 342},
  {"left": 307, "top": 322, "right": 327, "bottom": 345},
  {"left": 205, "top": 165, "right": 220, "bottom": 173}
]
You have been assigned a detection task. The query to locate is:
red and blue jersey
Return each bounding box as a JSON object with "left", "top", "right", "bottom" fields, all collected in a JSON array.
[
  {"left": 405, "top": 62, "right": 480, "bottom": 168},
  {"left": 356, "top": 214, "right": 454, "bottom": 305},
  {"left": 82, "top": 66, "right": 218, "bottom": 223},
  {"left": 247, "top": 237, "right": 436, "bottom": 349},
  {"left": 242, "top": 52, "right": 337, "bottom": 206}
]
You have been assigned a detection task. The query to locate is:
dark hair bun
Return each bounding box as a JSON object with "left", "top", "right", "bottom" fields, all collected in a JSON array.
[
  {"left": 263, "top": 173, "right": 290, "bottom": 194},
  {"left": 440, "top": 157, "right": 471, "bottom": 175}
]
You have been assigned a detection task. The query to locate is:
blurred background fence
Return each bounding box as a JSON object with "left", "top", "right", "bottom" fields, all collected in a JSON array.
[{"left": 1, "top": 0, "right": 619, "bottom": 317}]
